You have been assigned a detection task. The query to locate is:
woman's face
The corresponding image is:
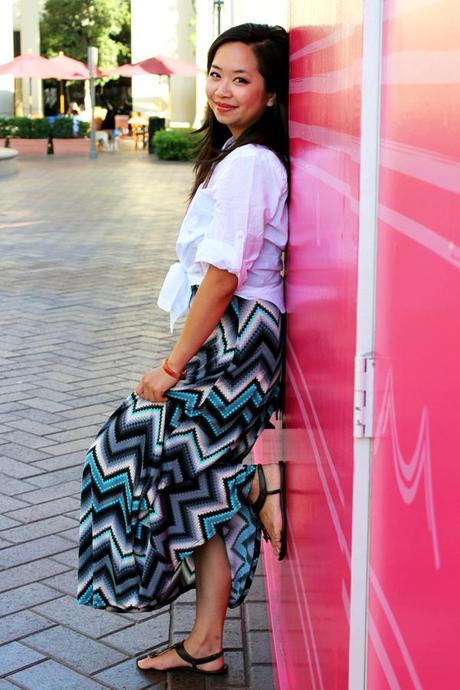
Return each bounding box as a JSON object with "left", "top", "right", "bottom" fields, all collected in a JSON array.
[{"left": 206, "top": 41, "right": 274, "bottom": 139}]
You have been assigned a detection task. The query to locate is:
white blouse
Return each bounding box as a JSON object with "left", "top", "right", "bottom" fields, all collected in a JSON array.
[{"left": 157, "top": 142, "right": 288, "bottom": 332}]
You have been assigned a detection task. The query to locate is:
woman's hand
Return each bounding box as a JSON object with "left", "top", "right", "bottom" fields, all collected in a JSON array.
[{"left": 135, "top": 366, "right": 178, "bottom": 402}]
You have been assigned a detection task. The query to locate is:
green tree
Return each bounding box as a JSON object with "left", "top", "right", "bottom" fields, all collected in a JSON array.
[{"left": 40, "top": 0, "right": 131, "bottom": 71}]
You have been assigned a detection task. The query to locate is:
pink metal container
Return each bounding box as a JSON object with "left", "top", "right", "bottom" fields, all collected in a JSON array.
[{"left": 254, "top": 1, "right": 460, "bottom": 688}]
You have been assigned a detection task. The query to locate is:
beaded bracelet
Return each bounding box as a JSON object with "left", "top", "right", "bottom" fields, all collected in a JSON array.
[{"left": 162, "top": 357, "right": 186, "bottom": 380}]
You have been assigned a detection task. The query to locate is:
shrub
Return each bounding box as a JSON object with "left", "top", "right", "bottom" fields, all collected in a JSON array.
[
  {"left": 0, "top": 116, "right": 89, "bottom": 139},
  {"left": 152, "top": 128, "right": 202, "bottom": 161}
]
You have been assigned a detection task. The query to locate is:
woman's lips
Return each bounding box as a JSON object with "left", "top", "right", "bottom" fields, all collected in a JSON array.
[{"left": 215, "top": 103, "right": 237, "bottom": 112}]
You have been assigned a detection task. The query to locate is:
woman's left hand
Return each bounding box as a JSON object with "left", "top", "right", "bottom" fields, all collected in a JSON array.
[{"left": 135, "top": 366, "right": 178, "bottom": 402}]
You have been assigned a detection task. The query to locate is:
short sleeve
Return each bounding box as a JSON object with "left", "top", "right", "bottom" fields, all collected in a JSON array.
[{"left": 194, "top": 147, "right": 285, "bottom": 289}]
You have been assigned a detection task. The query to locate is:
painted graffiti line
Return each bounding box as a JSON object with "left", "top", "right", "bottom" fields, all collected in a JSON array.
[
  {"left": 373, "top": 368, "right": 441, "bottom": 569},
  {"left": 288, "top": 338, "right": 346, "bottom": 506}
]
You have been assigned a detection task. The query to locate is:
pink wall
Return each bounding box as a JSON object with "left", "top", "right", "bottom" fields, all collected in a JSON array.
[
  {"left": 255, "top": 4, "right": 364, "bottom": 689},
  {"left": 368, "top": 1, "right": 460, "bottom": 687},
  {"left": 257, "top": 1, "right": 460, "bottom": 689}
]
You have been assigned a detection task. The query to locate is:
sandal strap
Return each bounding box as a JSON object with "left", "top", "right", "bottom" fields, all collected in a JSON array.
[
  {"left": 251, "top": 465, "right": 281, "bottom": 514},
  {"left": 175, "top": 640, "right": 224, "bottom": 667},
  {"left": 251, "top": 464, "right": 267, "bottom": 514}
]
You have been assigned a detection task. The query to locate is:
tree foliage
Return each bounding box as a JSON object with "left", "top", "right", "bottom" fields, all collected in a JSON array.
[{"left": 40, "top": 0, "right": 131, "bottom": 71}]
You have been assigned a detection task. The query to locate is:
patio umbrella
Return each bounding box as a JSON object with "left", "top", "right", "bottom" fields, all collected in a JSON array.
[
  {"left": 47, "top": 55, "right": 103, "bottom": 114},
  {"left": 0, "top": 54, "right": 54, "bottom": 115},
  {"left": 103, "top": 55, "right": 199, "bottom": 121},
  {"left": 103, "top": 55, "right": 199, "bottom": 78}
]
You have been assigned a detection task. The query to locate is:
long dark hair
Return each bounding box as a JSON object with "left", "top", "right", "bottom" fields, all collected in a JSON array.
[{"left": 189, "top": 23, "right": 289, "bottom": 201}]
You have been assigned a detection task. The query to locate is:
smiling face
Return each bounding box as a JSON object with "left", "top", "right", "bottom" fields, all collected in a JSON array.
[{"left": 206, "top": 41, "right": 274, "bottom": 139}]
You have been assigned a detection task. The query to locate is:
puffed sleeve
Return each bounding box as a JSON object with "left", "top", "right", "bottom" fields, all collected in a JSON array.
[{"left": 194, "top": 147, "right": 284, "bottom": 289}]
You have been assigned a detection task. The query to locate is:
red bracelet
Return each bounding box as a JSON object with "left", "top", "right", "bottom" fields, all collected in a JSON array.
[{"left": 162, "top": 357, "right": 186, "bottom": 379}]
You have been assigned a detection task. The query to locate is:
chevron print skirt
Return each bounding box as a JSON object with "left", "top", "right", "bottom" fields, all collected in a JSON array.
[{"left": 77, "top": 287, "right": 284, "bottom": 612}]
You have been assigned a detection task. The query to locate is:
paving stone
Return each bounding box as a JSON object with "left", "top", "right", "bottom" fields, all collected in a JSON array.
[
  {"left": 0, "top": 429, "right": 58, "bottom": 450},
  {"left": 0, "top": 456, "right": 45, "bottom": 479},
  {"left": 248, "top": 663, "right": 276, "bottom": 690},
  {"left": 243, "top": 602, "right": 270, "bottom": 631},
  {"left": 94, "top": 657, "right": 167, "bottom": 690},
  {"left": 32, "top": 452, "right": 84, "bottom": 472},
  {"left": 0, "top": 473, "right": 37, "bottom": 496},
  {"left": 8, "top": 659, "right": 108, "bottom": 690},
  {"left": 0, "top": 610, "right": 55, "bottom": 645},
  {"left": 0, "top": 558, "right": 70, "bottom": 593},
  {"left": 246, "top": 631, "right": 273, "bottom": 664},
  {"left": 6, "top": 418, "right": 64, "bottom": 436},
  {"left": 0, "top": 641, "right": 45, "bottom": 675},
  {"left": 245, "top": 575, "right": 268, "bottom": 602},
  {"left": 50, "top": 549, "right": 77, "bottom": 567},
  {"left": 44, "top": 425, "right": 101, "bottom": 443},
  {"left": 15, "top": 480, "right": 82, "bottom": 505},
  {"left": 0, "top": 534, "right": 72, "bottom": 568},
  {"left": 0, "top": 582, "right": 58, "bottom": 616},
  {"left": 57, "top": 525, "right": 79, "bottom": 543},
  {"left": 43, "top": 438, "right": 92, "bottom": 456},
  {"left": 0, "top": 494, "right": 28, "bottom": 512},
  {"left": 205, "top": 650, "right": 246, "bottom": 688},
  {"left": 1, "top": 443, "right": 51, "bottom": 463},
  {"left": 21, "top": 398, "right": 71, "bottom": 414},
  {"left": 0, "top": 679, "right": 24, "bottom": 689},
  {"left": 0, "top": 514, "right": 20, "bottom": 530},
  {"left": 4, "top": 515, "right": 77, "bottom": 544},
  {"left": 23, "top": 624, "right": 127, "bottom": 674},
  {"left": 43, "top": 569, "right": 78, "bottom": 596},
  {"left": 99, "top": 614, "right": 170, "bottom": 655},
  {"left": 32, "top": 595, "right": 133, "bottom": 638},
  {"left": 24, "top": 464, "right": 81, "bottom": 488},
  {"left": 169, "top": 673, "right": 206, "bottom": 690},
  {"left": 5, "top": 496, "right": 80, "bottom": 523}
]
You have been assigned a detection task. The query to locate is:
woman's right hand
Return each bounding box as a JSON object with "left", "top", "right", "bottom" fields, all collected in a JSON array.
[{"left": 135, "top": 366, "right": 178, "bottom": 402}]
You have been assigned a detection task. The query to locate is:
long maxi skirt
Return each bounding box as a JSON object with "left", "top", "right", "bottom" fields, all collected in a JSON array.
[{"left": 76, "top": 286, "right": 284, "bottom": 612}]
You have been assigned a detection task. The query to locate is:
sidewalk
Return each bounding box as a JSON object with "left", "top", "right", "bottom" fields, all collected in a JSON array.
[{"left": 0, "top": 152, "right": 276, "bottom": 690}]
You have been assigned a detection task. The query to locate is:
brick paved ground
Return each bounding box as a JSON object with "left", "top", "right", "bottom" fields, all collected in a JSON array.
[{"left": 0, "top": 151, "right": 276, "bottom": 690}]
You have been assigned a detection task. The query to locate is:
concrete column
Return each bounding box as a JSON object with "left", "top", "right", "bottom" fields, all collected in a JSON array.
[
  {"left": 20, "top": 0, "right": 43, "bottom": 116},
  {"left": 0, "top": 0, "right": 14, "bottom": 117},
  {"left": 131, "top": 0, "right": 195, "bottom": 124},
  {"left": 194, "top": 0, "right": 214, "bottom": 128}
]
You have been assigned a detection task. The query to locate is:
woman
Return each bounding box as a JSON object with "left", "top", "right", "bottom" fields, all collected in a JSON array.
[{"left": 77, "top": 22, "right": 289, "bottom": 677}]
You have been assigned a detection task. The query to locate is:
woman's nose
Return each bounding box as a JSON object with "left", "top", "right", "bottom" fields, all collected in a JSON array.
[{"left": 215, "top": 80, "right": 232, "bottom": 97}]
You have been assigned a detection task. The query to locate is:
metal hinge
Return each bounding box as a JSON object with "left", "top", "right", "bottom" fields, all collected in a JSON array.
[{"left": 353, "top": 355, "right": 375, "bottom": 438}]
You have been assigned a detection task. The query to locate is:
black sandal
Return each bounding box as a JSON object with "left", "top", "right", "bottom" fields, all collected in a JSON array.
[
  {"left": 136, "top": 639, "right": 228, "bottom": 675},
  {"left": 250, "top": 461, "right": 287, "bottom": 560}
]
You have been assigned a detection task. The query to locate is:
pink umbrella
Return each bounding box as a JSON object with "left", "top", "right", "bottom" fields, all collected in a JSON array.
[
  {"left": 0, "top": 54, "right": 54, "bottom": 78},
  {"left": 0, "top": 54, "right": 54, "bottom": 115},
  {"left": 47, "top": 55, "right": 104, "bottom": 79},
  {"left": 104, "top": 55, "right": 199, "bottom": 78}
]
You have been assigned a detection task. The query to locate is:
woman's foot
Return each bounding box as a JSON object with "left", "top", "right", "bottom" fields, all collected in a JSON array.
[
  {"left": 248, "top": 463, "right": 284, "bottom": 558},
  {"left": 137, "top": 635, "right": 225, "bottom": 672}
]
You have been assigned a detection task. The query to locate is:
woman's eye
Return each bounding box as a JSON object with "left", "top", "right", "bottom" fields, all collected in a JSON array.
[
  {"left": 209, "top": 71, "right": 220, "bottom": 78},
  {"left": 234, "top": 77, "right": 249, "bottom": 84}
]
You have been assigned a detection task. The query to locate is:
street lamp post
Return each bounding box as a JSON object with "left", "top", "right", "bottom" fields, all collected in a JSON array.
[
  {"left": 88, "top": 46, "right": 98, "bottom": 160},
  {"left": 214, "top": 0, "right": 224, "bottom": 35}
]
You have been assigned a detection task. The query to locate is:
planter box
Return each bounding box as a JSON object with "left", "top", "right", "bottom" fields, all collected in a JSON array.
[{"left": 0, "top": 137, "right": 90, "bottom": 157}]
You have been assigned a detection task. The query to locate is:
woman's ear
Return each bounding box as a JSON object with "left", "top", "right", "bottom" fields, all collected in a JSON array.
[{"left": 267, "top": 95, "right": 276, "bottom": 107}]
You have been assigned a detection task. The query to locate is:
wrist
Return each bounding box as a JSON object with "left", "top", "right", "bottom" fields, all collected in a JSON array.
[{"left": 162, "top": 357, "right": 186, "bottom": 379}]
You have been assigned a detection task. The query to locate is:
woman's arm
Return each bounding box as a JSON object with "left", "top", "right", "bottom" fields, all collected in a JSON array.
[{"left": 135, "top": 265, "right": 238, "bottom": 402}]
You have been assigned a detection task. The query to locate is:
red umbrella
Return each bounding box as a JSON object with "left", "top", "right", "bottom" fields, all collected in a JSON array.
[
  {"left": 104, "top": 55, "right": 199, "bottom": 78},
  {"left": 0, "top": 54, "right": 54, "bottom": 115},
  {"left": 47, "top": 55, "right": 104, "bottom": 79},
  {"left": 0, "top": 54, "right": 54, "bottom": 78}
]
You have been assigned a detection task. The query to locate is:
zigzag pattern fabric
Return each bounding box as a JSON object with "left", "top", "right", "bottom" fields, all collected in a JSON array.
[{"left": 77, "top": 289, "right": 284, "bottom": 612}]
